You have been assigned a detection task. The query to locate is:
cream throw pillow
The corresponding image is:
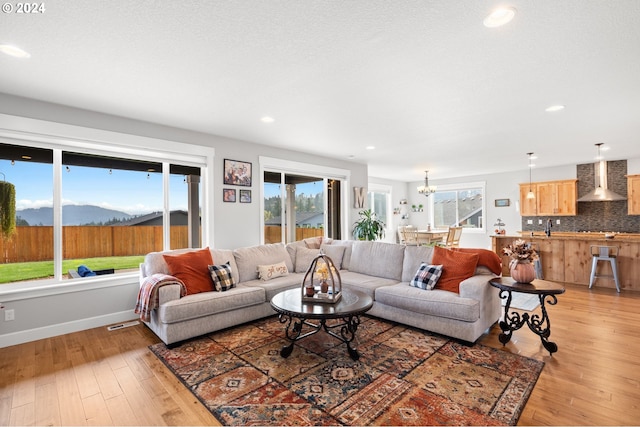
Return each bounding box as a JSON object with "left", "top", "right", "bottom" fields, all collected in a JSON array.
[{"left": 257, "top": 261, "right": 289, "bottom": 281}]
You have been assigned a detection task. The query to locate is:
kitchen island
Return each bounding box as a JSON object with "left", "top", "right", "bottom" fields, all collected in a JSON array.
[{"left": 492, "top": 232, "right": 640, "bottom": 292}]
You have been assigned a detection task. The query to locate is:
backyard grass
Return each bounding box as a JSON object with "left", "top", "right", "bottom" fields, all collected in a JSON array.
[{"left": 0, "top": 256, "right": 144, "bottom": 284}]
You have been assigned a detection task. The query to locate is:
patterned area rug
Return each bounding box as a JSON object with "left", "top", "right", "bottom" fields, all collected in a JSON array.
[{"left": 150, "top": 316, "right": 544, "bottom": 426}]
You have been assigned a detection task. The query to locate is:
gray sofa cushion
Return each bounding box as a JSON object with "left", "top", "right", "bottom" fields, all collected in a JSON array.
[
  {"left": 374, "top": 283, "right": 480, "bottom": 322},
  {"left": 348, "top": 241, "right": 405, "bottom": 281},
  {"left": 233, "top": 243, "right": 294, "bottom": 283},
  {"left": 241, "top": 273, "right": 304, "bottom": 301},
  {"left": 401, "top": 245, "right": 435, "bottom": 282},
  {"left": 339, "top": 271, "right": 400, "bottom": 299},
  {"left": 158, "top": 286, "right": 266, "bottom": 324}
]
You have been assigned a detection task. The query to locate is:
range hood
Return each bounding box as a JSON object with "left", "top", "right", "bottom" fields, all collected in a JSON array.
[{"left": 577, "top": 160, "right": 626, "bottom": 202}]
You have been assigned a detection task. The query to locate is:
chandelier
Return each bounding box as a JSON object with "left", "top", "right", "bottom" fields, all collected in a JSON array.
[{"left": 417, "top": 170, "right": 436, "bottom": 197}]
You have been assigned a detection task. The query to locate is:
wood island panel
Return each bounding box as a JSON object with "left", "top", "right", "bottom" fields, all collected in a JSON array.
[{"left": 492, "top": 233, "right": 640, "bottom": 292}]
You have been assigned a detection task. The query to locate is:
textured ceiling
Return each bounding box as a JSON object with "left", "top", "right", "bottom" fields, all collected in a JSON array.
[{"left": 1, "top": 0, "right": 639, "bottom": 182}]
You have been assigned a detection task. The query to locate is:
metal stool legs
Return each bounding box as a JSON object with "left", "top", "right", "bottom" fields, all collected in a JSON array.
[{"left": 589, "top": 245, "right": 621, "bottom": 293}]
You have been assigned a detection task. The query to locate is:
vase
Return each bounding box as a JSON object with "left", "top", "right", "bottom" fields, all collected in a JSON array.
[
  {"left": 510, "top": 261, "right": 536, "bottom": 283},
  {"left": 320, "top": 280, "right": 329, "bottom": 293}
]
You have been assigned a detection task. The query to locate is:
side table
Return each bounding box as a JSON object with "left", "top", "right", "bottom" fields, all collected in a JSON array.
[{"left": 490, "top": 277, "right": 565, "bottom": 355}]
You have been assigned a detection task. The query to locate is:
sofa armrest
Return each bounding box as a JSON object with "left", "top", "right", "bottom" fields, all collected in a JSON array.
[
  {"left": 158, "top": 284, "right": 183, "bottom": 305},
  {"left": 459, "top": 274, "right": 496, "bottom": 301}
]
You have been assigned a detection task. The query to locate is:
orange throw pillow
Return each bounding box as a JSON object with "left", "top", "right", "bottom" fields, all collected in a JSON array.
[
  {"left": 432, "top": 246, "right": 479, "bottom": 293},
  {"left": 163, "top": 248, "right": 214, "bottom": 295},
  {"left": 453, "top": 248, "right": 502, "bottom": 275}
]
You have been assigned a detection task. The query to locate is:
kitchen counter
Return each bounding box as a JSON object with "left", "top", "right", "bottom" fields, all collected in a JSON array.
[
  {"left": 516, "top": 231, "right": 640, "bottom": 242},
  {"left": 492, "top": 234, "right": 640, "bottom": 292}
]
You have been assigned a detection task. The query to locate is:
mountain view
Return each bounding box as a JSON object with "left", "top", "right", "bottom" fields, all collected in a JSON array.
[{"left": 17, "top": 205, "right": 134, "bottom": 226}]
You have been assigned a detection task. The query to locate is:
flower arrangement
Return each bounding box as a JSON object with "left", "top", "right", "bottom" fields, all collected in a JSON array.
[
  {"left": 502, "top": 239, "right": 538, "bottom": 267},
  {"left": 315, "top": 261, "right": 335, "bottom": 281}
]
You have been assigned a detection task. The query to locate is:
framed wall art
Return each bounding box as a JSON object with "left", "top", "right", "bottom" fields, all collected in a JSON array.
[
  {"left": 223, "top": 159, "right": 252, "bottom": 187},
  {"left": 223, "top": 188, "right": 236, "bottom": 202},
  {"left": 239, "top": 189, "right": 252, "bottom": 203},
  {"left": 494, "top": 198, "right": 510, "bottom": 207}
]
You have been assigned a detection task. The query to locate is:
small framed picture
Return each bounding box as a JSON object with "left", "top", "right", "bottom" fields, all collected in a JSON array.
[
  {"left": 495, "top": 198, "right": 510, "bottom": 207},
  {"left": 239, "top": 189, "right": 252, "bottom": 203},
  {"left": 223, "top": 159, "right": 252, "bottom": 187},
  {"left": 223, "top": 188, "right": 236, "bottom": 202}
]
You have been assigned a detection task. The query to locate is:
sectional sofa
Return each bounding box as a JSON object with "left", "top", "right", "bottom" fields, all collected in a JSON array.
[{"left": 138, "top": 238, "right": 502, "bottom": 346}]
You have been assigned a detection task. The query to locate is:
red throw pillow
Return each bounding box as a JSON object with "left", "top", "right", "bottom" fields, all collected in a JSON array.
[
  {"left": 432, "top": 246, "right": 479, "bottom": 293},
  {"left": 163, "top": 248, "right": 214, "bottom": 295},
  {"left": 453, "top": 248, "right": 502, "bottom": 275}
]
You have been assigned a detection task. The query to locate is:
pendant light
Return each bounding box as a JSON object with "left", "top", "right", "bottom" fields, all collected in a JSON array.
[{"left": 526, "top": 153, "right": 535, "bottom": 199}]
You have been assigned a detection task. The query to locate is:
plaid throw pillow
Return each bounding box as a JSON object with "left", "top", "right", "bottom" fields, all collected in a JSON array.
[
  {"left": 410, "top": 263, "right": 443, "bottom": 290},
  {"left": 208, "top": 262, "right": 236, "bottom": 292}
]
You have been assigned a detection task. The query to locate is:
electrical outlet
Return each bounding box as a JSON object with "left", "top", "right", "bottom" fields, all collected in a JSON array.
[
  {"left": 556, "top": 219, "right": 561, "bottom": 225},
  {"left": 538, "top": 219, "right": 543, "bottom": 225},
  {"left": 5, "top": 309, "right": 15, "bottom": 321},
  {"left": 527, "top": 219, "right": 533, "bottom": 224}
]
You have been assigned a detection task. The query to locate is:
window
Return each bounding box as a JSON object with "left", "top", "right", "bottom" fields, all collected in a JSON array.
[
  {"left": 368, "top": 183, "right": 392, "bottom": 240},
  {"left": 0, "top": 138, "right": 209, "bottom": 286},
  {"left": 260, "top": 157, "right": 350, "bottom": 244},
  {"left": 431, "top": 182, "right": 485, "bottom": 231}
]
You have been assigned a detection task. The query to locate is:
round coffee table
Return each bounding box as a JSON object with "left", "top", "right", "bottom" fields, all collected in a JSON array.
[
  {"left": 490, "top": 277, "right": 565, "bottom": 355},
  {"left": 270, "top": 288, "right": 373, "bottom": 360}
]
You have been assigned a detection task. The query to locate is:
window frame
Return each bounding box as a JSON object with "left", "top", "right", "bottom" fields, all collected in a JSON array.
[
  {"left": 259, "top": 156, "right": 351, "bottom": 244},
  {"left": 368, "top": 183, "right": 392, "bottom": 240},
  {"left": 429, "top": 181, "right": 486, "bottom": 233},
  {"left": 0, "top": 114, "right": 215, "bottom": 297}
]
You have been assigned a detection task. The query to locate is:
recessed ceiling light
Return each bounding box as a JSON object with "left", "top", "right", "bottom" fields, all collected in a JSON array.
[
  {"left": 545, "top": 105, "right": 565, "bottom": 112},
  {"left": 483, "top": 7, "right": 516, "bottom": 28},
  {"left": 261, "top": 116, "right": 275, "bottom": 123},
  {"left": 0, "top": 44, "right": 31, "bottom": 58},
  {"left": 366, "top": 146, "right": 375, "bottom": 150}
]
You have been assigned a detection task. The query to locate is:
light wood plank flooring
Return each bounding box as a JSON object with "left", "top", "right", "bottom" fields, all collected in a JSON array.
[{"left": 1, "top": 283, "right": 639, "bottom": 426}]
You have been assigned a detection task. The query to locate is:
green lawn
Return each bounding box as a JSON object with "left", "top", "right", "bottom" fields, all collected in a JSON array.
[{"left": 0, "top": 256, "right": 144, "bottom": 284}]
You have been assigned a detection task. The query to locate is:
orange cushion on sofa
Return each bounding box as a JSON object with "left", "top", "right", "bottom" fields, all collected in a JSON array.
[
  {"left": 431, "top": 246, "right": 479, "bottom": 293},
  {"left": 163, "top": 248, "right": 214, "bottom": 295},
  {"left": 453, "top": 247, "right": 502, "bottom": 275}
]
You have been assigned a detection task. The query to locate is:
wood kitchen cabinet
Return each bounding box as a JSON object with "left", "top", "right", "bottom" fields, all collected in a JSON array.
[
  {"left": 519, "top": 179, "right": 577, "bottom": 216},
  {"left": 628, "top": 174, "right": 640, "bottom": 215},
  {"left": 519, "top": 184, "right": 538, "bottom": 216}
]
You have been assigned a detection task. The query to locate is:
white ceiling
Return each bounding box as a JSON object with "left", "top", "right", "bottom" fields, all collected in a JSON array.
[{"left": 1, "top": 0, "right": 639, "bottom": 182}]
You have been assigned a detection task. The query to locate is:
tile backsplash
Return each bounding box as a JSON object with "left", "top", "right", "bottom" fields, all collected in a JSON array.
[{"left": 521, "top": 160, "right": 640, "bottom": 233}]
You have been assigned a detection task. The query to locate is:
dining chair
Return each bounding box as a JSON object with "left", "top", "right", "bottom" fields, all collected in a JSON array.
[
  {"left": 402, "top": 226, "right": 419, "bottom": 246},
  {"left": 443, "top": 226, "right": 463, "bottom": 248}
]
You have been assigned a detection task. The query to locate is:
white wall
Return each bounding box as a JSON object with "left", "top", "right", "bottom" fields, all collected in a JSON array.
[{"left": 0, "top": 93, "right": 368, "bottom": 347}]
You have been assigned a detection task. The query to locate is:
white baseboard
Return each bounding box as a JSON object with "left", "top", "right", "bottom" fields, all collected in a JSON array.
[{"left": 0, "top": 310, "right": 137, "bottom": 348}]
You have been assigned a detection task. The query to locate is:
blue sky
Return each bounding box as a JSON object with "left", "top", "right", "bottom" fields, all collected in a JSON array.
[{"left": 2, "top": 159, "right": 187, "bottom": 214}]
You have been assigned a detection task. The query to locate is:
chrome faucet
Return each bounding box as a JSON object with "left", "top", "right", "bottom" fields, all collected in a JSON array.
[{"left": 544, "top": 218, "right": 552, "bottom": 237}]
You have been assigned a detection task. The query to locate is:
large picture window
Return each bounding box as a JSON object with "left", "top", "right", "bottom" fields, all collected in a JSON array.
[
  {"left": 0, "top": 140, "right": 207, "bottom": 286},
  {"left": 431, "top": 182, "right": 485, "bottom": 231}
]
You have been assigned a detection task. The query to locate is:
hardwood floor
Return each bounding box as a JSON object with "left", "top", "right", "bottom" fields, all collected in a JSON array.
[{"left": 1, "top": 283, "right": 639, "bottom": 426}]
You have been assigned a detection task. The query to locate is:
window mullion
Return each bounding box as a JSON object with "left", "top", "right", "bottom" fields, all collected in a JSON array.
[{"left": 53, "top": 149, "right": 63, "bottom": 279}]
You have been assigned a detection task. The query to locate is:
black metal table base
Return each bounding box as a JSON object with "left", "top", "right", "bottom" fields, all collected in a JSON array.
[
  {"left": 278, "top": 313, "right": 362, "bottom": 360},
  {"left": 498, "top": 290, "right": 559, "bottom": 355}
]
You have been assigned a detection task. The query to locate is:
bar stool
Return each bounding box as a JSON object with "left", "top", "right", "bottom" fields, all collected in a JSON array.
[
  {"left": 589, "top": 245, "right": 621, "bottom": 292},
  {"left": 528, "top": 242, "right": 543, "bottom": 279}
]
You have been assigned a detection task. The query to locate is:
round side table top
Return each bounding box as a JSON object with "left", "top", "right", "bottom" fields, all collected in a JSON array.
[
  {"left": 490, "top": 277, "right": 565, "bottom": 295},
  {"left": 271, "top": 288, "right": 373, "bottom": 320}
]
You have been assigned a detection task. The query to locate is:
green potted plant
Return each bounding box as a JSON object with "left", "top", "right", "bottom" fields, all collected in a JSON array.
[{"left": 352, "top": 209, "right": 386, "bottom": 241}]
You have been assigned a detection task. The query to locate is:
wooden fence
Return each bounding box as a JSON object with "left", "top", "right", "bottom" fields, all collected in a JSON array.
[
  {"left": 1, "top": 225, "right": 323, "bottom": 263},
  {"left": 0, "top": 226, "right": 188, "bottom": 263},
  {"left": 264, "top": 226, "right": 324, "bottom": 244}
]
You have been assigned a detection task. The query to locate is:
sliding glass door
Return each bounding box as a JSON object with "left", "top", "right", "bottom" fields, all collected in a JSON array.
[{"left": 264, "top": 172, "right": 337, "bottom": 244}]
